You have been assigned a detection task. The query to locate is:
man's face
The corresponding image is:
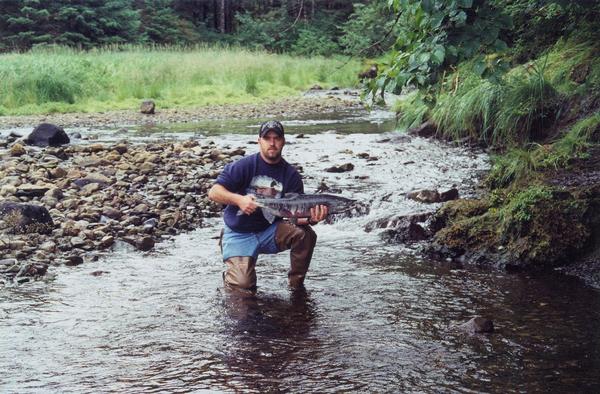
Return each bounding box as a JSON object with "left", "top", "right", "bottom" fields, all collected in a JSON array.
[{"left": 258, "top": 130, "right": 285, "bottom": 163}]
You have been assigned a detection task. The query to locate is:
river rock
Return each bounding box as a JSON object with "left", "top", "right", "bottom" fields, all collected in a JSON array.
[
  {"left": 365, "top": 212, "right": 432, "bottom": 232},
  {"left": 407, "top": 120, "right": 438, "bottom": 138},
  {"left": 0, "top": 202, "right": 54, "bottom": 234},
  {"left": 99, "top": 235, "right": 115, "bottom": 248},
  {"left": 0, "top": 185, "right": 17, "bottom": 197},
  {"left": 80, "top": 183, "right": 101, "bottom": 196},
  {"left": 112, "top": 143, "right": 128, "bottom": 155},
  {"left": 440, "top": 188, "right": 459, "bottom": 202},
  {"left": 50, "top": 167, "right": 67, "bottom": 179},
  {"left": 45, "top": 147, "right": 70, "bottom": 161},
  {"left": 102, "top": 207, "right": 122, "bottom": 220},
  {"left": 407, "top": 189, "right": 441, "bottom": 203},
  {"left": 381, "top": 222, "right": 429, "bottom": 243},
  {"left": 9, "top": 143, "right": 26, "bottom": 156},
  {"left": 40, "top": 241, "right": 57, "bottom": 252},
  {"left": 65, "top": 255, "right": 84, "bottom": 266},
  {"left": 70, "top": 237, "right": 86, "bottom": 248},
  {"left": 26, "top": 123, "right": 70, "bottom": 147},
  {"left": 136, "top": 236, "right": 155, "bottom": 251},
  {"left": 44, "top": 188, "right": 64, "bottom": 200},
  {"left": 140, "top": 100, "right": 156, "bottom": 114},
  {"left": 456, "top": 316, "right": 495, "bottom": 334},
  {"left": 15, "top": 183, "right": 52, "bottom": 198},
  {"left": 325, "top": 163, "right": 354, "bottom": 173}
]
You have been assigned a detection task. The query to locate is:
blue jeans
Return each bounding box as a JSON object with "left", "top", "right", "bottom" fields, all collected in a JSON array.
[{"left": 221, "top": 223, "right": 280, "bottom": 261}]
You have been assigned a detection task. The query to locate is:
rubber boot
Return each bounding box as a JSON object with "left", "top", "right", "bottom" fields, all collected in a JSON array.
[
  {"left": 275, "top": 222, "right": 317, "bottom": 288},
  {"left": 223, "top": 256, "right": 257, "bottom": 292}
]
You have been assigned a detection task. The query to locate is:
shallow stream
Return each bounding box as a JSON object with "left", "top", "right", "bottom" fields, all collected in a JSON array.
[{"left": 1, "top": 109, "right": 600, "bottom": 392}]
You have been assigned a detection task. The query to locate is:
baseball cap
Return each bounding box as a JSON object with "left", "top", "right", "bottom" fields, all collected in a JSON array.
[{"left": 259, "top": 120, "right": 284, "bottom": 138}]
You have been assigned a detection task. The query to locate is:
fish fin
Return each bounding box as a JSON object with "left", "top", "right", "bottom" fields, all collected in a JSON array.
[
  {"left": 261, "top": 208, "right": 277, "bottom": 224},
  {"left": 284, "top": 192, "right": 300, "bottom": 198}
]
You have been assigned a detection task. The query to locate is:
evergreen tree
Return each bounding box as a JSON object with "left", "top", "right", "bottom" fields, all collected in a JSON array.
[
  {"left": 140, "top": 0, "right": 185, "bottom": 44},
  {"left": 54, "top": 0, "right": 140, "bottom": 47},
  {"left": 0, "top": 0, "right": 54, "bottom": 50}
]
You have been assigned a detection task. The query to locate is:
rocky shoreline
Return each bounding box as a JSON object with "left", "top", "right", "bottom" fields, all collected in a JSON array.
[
  {"left": 0, "top": 136, "right": 240, "bottom": 284},
  {"left": 0, "top": 93, "right": 362, "bottom": 129},
  {"left": 0, "top": 92, "right": 371, "bottom": 285}
]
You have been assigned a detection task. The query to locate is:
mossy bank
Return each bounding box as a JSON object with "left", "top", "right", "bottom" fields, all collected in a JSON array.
[{"left": 397, "top": 36, "right": 600, "bottom": 274}]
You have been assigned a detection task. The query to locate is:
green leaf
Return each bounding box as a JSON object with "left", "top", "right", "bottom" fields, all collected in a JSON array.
[
  {"left": 457, "top": 0, "right": 473, "bottom": 7},
  {"left": 446, "top": 45, "right": 458, "bottom": 57},
  {"left": 430, "top": 12, "right": 445, "bottom": 29},
  {"left": 452, "top": 10, "right": 467, "bottom": 25},
  {"left": 432, "top": 46, "right": 445, "bottom": 64},
  {"left": 419, "top": 52, "right": 431, "bottom": 64},
  {"left": 421, "top": 0, "right": 434, "bottom": 13}
]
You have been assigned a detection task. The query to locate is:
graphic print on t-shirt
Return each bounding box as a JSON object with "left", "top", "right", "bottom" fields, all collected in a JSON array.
[{"left": 246, "top": 175, "right": 283, "bottom": 198}]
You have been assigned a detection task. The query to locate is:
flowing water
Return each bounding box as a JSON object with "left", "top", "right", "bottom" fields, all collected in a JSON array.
[{"left": 1, "top": 109, "right": 600, "bottom": 393}]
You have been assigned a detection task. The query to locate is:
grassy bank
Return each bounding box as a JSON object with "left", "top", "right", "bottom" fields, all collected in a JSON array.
[
  {"left": 0, "top": 45, "right": 361, "bottom": 116},
  {"left": 396, "top": 37, "right": 600, "bottom": 269}
]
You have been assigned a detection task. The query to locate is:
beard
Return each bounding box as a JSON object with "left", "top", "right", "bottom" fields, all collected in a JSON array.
[{"left": 263, "top": 147, "right": 282, "bottom": 161}]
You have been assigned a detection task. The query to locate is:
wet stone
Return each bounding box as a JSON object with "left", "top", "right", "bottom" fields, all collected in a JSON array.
[
  {"left": 136, "top": 236, "right": 155, "bottom": 251},
  {"left": 457, "top": 316, "right": 495, "bottom": 334},
  {"left": 407, "top": 189, "right": 441, "bottom": 204},
  {"left": 64, "top": 255, "right": 84, "bottom": 266},
  {"left": 325, "top": 163, "right": 354, "bottom": 173},
  {"left": 10, "top": 143, "right": 26, "bottom": 157}
]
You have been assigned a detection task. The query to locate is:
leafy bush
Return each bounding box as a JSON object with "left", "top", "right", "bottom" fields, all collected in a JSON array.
[
  {"left": 340, "top": 1, "right": 399, "bottom": 57},
  {"left": 292, "top": 24, "right": 339, "bottom": 56},
  {"left": 234, "top": 10, "right": 296, "bottom": 52},
  {"left": 495, "top": 0, "right": 600, "bottom": 62},
  {"left": 369, "top": 0, "right": 511, "bottom": 97}
]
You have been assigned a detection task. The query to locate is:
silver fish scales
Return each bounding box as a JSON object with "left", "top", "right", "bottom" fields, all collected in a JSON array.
[{"left": 254, "top": 193, "right": 356, "bottom": 223}]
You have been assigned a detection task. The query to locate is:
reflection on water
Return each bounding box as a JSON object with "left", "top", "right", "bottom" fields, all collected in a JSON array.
[
  {"left": 1, "top": 112, "right": 600, "bottom": 392},
  {"left": 220, "top": 288, "right": 317, "bottom": 393}
]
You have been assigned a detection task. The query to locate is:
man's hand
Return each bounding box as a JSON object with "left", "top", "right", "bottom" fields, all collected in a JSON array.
[
  {"left": 238, "top": 194, "right": 258, "bottom": 215},
  {"left": 309, "top": 204, "right": 328, "bottom": 224}
]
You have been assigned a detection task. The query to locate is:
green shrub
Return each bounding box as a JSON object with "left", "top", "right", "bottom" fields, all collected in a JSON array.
[{"left": 292, "top": 26, "right": 339, "bottom": 57}]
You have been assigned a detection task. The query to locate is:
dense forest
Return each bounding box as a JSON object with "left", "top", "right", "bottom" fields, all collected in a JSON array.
[{"left": 0, "top": 0, "right": 395, "bottom": 56}]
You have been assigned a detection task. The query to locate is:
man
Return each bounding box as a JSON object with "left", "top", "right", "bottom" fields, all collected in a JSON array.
[{"left": 208, "top": 120, "right": 328, "bottom": 291}]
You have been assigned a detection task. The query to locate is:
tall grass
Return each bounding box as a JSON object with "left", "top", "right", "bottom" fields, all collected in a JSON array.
[
  {"left": 487, "top": 112, "right": 600, "bottom": 188},
  {"left": 0, "top": 45, "right": 360, "bottom": 115},
  {"left": 431, "top": 55, "right": 560, "bottom": 145},
  {"left": 393, "top": 90, "right": 430, "bottom": 131}
]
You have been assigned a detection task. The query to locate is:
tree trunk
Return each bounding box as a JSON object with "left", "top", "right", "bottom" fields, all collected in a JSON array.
[{"left": 219, "top": 0, "right": 225, "bottom": 33}]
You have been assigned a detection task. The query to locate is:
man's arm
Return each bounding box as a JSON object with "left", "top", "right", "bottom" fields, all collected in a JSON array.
[{"left": 208, "top": 184, "right": 258, "bottom": 215}]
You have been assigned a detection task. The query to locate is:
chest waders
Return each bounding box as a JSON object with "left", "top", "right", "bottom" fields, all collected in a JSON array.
[{"left": 220, "top": 223, "right": 317, "bottom": 291}]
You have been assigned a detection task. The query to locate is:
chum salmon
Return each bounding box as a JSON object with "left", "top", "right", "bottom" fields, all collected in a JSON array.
[{"left": 238, "top": 193, "right": 357, "bottom": 224}]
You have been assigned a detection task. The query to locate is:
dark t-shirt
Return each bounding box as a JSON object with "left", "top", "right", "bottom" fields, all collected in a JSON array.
[{"left": 215, "top": 153, "right": 303, "bottom": 232}]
